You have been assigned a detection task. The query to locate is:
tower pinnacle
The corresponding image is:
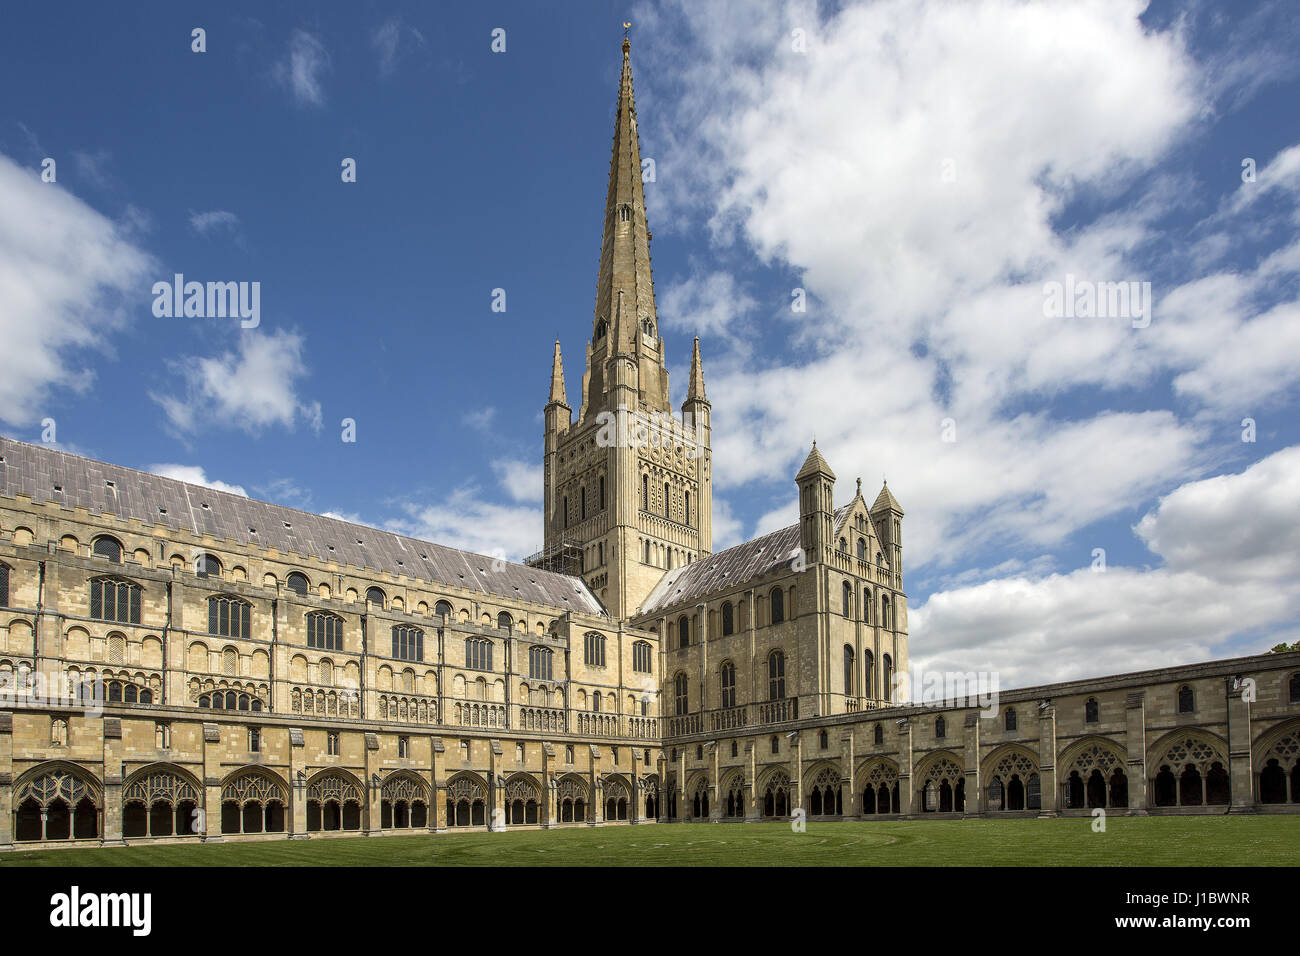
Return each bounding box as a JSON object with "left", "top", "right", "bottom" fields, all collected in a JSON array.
[
  {"left": 547, "top": 340, "right": 568, "bottom": 407},
  {"left": 686, "top": 336, "right": 707, "bottom": 404}
]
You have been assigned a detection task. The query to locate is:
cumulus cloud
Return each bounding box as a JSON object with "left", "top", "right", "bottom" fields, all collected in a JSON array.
[
  {"left": 154, "top": 329, "right": 323, "bottom": 435},
  {"left": 274, "top": 30, "right": 330, "bottom": 106},
  {"left": 147, "top": 464, "right": 248, "bottom": 497},
  {"left": 389, "top": 488, "right": 541, "bottom": 563},
  {"left": 0, "top": 153, "right": 155, "bottom": 426},
  {"left": 660, "top": 270, "right": 756, "bottom": 340},
  {"left": 492, "top": 459, "right": 542, "bottom": 504},
  {"left": 911, "top": 447, "right": 1300, "bottom": 686}
]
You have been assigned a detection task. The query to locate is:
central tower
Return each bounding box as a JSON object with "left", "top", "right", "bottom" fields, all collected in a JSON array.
[{"left": 538, "top": 37, "right": 712, "bottom": 619}]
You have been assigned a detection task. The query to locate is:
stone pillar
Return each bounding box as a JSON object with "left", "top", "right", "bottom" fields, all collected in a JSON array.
[
  {"left": 962, "top": 712, "right": 981, "bottom": 818},
  {"left": 897, "top": 719, "right": 914, "bottom": 817},
  {"left": 790, "top": 731, "right": 803, "bottom": 816},
  {"left": 428, "top": 736, "right": 443, "bottom": 832},
  {"left": 287, "top": 726, "right": 308, "bottom": 838},
  {"left": 1036, "top": 703, "right": 1058, "bottom": 817},
  {"left": 99, "top": 717, "right": 126, "bottom": 845},
  {"left": 675, "top": 749, "right": 687, "bottom": 821},
  {"left": 841, "top": 730, "right": 856, "bottom": 816},
  {"left": 364, "top": 733, "right": 382, "bottom": 835},
  {"left": 630, "top": 748, "right": 642, "bottom": 824},
  {"left": 743, "top": 740, "right": 760, "bottom": 822},
  {"left": 1226, "top": 676, "right": 1255, "bottom": 812},
  {"left": 1125, "top": 691, "right": 1148, "bottom": 814},
  {"left": 708, "top": 741, "right": 723, "bottom": 822},
  {"left": 0, "top": 712, "right": 13, "bottom": 850},
  {"left": 590, "top": 752, "right": 604, "bottom": 826}
]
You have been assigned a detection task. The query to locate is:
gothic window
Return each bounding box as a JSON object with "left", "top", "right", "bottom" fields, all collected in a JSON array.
[
  {"left": 644, "top": 540, "right": 650, "bottom": 564},
  {"left": 877, "top": 551, "right": 883, "bottom": 566},
  {"left": 286, "top": 572, "right": 310, "bottom": 596},
  {"left": 599, "top": 475, "right": 606, "bottom": 510},
  {"left": 874, "top": 723, "right": 884, "bottom": 745},
  {"left": 880, "top": 594, "right": 891, "bottom": 629},
  {"left": 156, "top": 722, "right": 170, "bottom": 748},
  {"left": 619, "top": 204, "right": 631, "bottom": 222},
  {"left": 685, "top": 491, "right": 691, "bottom": 525},
  {"left": 864, "top": 649, "right": 875, "bottom": 697},
  {"left": 198, "top": 690, "right": 262, "bottom": 711},
  {"left": 14, "top": 767, "right": 101, "bottom": 841},
  {"left": 529, "top": 645, "right": 553, "bottom": 681},
  {"left": 91, "top": 577, "right": 141, "bottom": 624},
  {"left": 593, "top": 692, "right": 601, "bottom": 712},
  {"left": 434, "top": 600, "right": 453, "bottom": 619},
  {"left": 566, "top": 745, "right": 574, "bottom": 763},
  {"left": 863, "top": 587, "right": 871, "bottom": 623},
  {"left": 839, "top": 538, "right": 847, "bottom": 552},
  {"left": 632, "top": 640, "right": 652, "bottom": 673},
  {"left": 642, "top": 474, "right": 649, "bottom": 510},
  {"left": 720, "top": 660, "right": 736, "bottom": 709},
  {"left": 0, "top": 561, "right": 8, "bottom": 606},
  {"left": 596, "top": 319, "right": 607, "bottom": 340},
  {"left": 844, "top": 645, "right": 855, "bottom": 695},
  {"left": 366, "top": 587, "right": 385, "bottom": 608},
  {"left": 400, "top": 737, "right": 411, "bottom": 759},
  {"left": 466, "top": 638, "right": 493, "bottom": 671},
  {"left": 664, "top": 482, "right": 670, "bottom": 518},
  {"left": 1005, "top": 707, "right": 1017, "bottom": 731},
  {"left": 584, "top": 631, "right": 606, "bottom": 667},
  {"left": 51, "top": 717, "right": 68, "bottom": 746},
  {"left": 248, "top": 728, "right": 260, "bottom": 752},
  {"left": 768, "top": 650, "right": 786, "bottom": 700},
  {"left": 1177, "top": 685, "right": 1195, "bottom": 714},
  {"left": 392, "top": 625, "right": 424, "bottom": 662},
  {"left": 820, "top": 730, "right": 829, "bottom": 750},
  {"left": 674, "top": 672, "right": 689, "bottom": 715},
  {"left": 771, "top": 736, "right": 780, "bottom": 755},
  {"left": 935, "top": 716, "right": 946, "bottom": 739},
  {"left": 721, "top": 602, "right": 734, "bottom": 636},
  {"left": 327, "top": 732, "right": 340, "bottom": 756},
  {"left": 223, "top": 647, "right": 238, "bottom": 675},
  {"left": 209, "top": 595, "right": 251, "bottom": 639},
  {"left": 770, "top": 587, "right": 785, "bottom": 625},
  {"left": 92, "top": 535, "right": 123, "bottom": 563},
  {"left": 307, "top": 612, "right": 344, "bottom": 651},
  {"left": 731, "top": 741, "right": 738, "bottom": 757},
  {"left": 842, "top": 581, "right": 852, "bottom": 617},
  {"left": 882, "top": 655, "right": 893, "bottom": 701},
  {"left": 856, "top": 538, "right": 866, "bottom": 560},
  {"left": 678, "top": 615, "right": 690, "bottom": 648},
  {"left": 1085, "top": 698, "right": 1099, "bottom": 723}
]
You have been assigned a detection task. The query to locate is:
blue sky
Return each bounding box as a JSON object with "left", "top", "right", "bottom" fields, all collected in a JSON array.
[{"left": 2, "top": 0, "right": 1299, "bottom": 685}]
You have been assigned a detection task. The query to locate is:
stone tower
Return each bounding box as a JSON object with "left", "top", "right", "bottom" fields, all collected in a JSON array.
[{"left": 539, "top": 37, "right": 712, "bottom": 619}]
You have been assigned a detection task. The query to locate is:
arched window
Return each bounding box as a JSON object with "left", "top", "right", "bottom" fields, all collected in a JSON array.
[
  {"left": 856, "top": 538, "right": 866, "bottom": 560},
  {"left": 1177, "top": 685, "right": 1194, "bottom": 714},
  {"left": 843, "top": 645, "right": 855, "bottom": 695},
  {"left": 620, "top": 204, "right": 631, "bottom": 222},
  {"left": 839, "top": 538, "right": 847, "bottom": 552},
  {"left": 92, "top": 535, "right": 123, "bottom": 563},
  {"left": 632, "top": 640, "right": 652, "bottom": 674},
  {"left": 580, "top": 486, "right": 586, "bottom": 520},
  {"left": 434, "top": 600, "right": 453, "bottom": 619},
  {"left": 529, "top": 645, "right": 553, "bottom": 681},
  {"left": 674, "top": 672, "right": 689, "bottom": 715},
  {"left": 663, "top": 482, "right": 670, "bottom": 518},
  {"left": 285, "top": 572, "right": 310, "bottom": 596},
  {"left": 768, "top": 650, "right": 786, "bottom": 700},
  {"left": 642, "top": 474, "right": 649, "bottom": 510},
  {"left": 873, "top": 723, "right": 883, "bottom": 745},
  {"left": 863, "top": 649, "right": 875, "bottom": 698},
  {"left": 721, "top": 602, "right": 734, "bottom": 636},
  {"left": 770, "top": 587, "right": 785, "bottom": 625},
  {"left": 1004, "top": 707, "right": 1017, "bottom": 731},
  {"left": 563, "top": 496, "right": 568, "bottom": 527},
  {"left": 592, "top": 691, "right": 601, "bottom": 712},
  {"left": 596, "top": 319, "right": 607, "bottom": 339},
  {"left": 935, "top": 716, "right": 946, "bottom": 739},
  {"left": 599, "top": 475, "right": 605, "bottom": 510},
  {"left": 842, "top": 581, "right": 852, "bottom": 618},
  {"left": 306, "top": 612, "right": 343, "bottom": 651},
  {"left": 771, "top": 736, "right": 780, "bottom": 755},
  {"left": 863, "top": 587, "right": 871, "bottom": 623},
  {"left": 366, "top": 587, "right": 385, "bottom": 608},
  {"left": 882, "top": 654, "right": 893, "bottom": 701},
  {"left": 880, "top": 594, "right": 891, "bottom": 629},
  {"left": 720, "top": 660, "right": 736, "bottom": 709},
  {"left": 584, "top": 631, "right": 606, "bottom": 667},
  {"left": 198, "top": 690, "right": 262, "bottom": 711},
  {"left": 0, "top": 561, "right": 9, "bottom": 607},
  {"left": 644, "top": 540, "right": 651, "bottom": 564},
  {"left": 195, "top": 552, "right": 222, "bottom": 577},
  {"left": 392, "top": 625, "right": 424, "bottom": 662},
  {"left": 497, "top": 611, "right": 512, "bottom": 631},
  {"left": 685, "top": 490, "right": 691, "bottom": 526},
  {"left": 1085, "top": 698, "right": 1099, "bottom": 723},
  {"left": 466, "top": 638, "right": 493, "bottom": 671},
  {"left": 678, "top": 615, "right": 690, "bottom": 648},
  {"left": 208, "top": 595, "right": 251, "bottom": 639},
  {"left": 819, "top": 730, "right": 829, "bottom": 750},
  {"left": 91, "top": 577, "right": 141, "bottom": 624}
]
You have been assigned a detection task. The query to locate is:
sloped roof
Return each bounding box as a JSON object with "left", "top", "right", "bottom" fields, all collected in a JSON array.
[
  {"left": 639, "top": 504, "right": 853, "bottom": 616},
  {"left": 795, "top": 443, "right": 835, "bottom": 481},
  {"left": 0, "top": 437, "right": 603, "bottom": 616},
  {"left": 871, "top": 481, "right": 903, "bottom": 514}
]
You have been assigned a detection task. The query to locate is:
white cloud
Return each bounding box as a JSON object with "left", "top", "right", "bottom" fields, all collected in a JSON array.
[
  {"left": 274, "top": 30, "right": 330, "bottom": 106},
  {"left": 390, "top": 488, "right": 541, "bottom": 563},
  {"left": 660, "top": 270, "right": 756, "bottom": 339},
  {"left": 189, "top": 210, "right": 240, "bottom": 235},
  {"left": 911, "top": 447, "right": 1300, "bottom": 686},
  {"left": 0, "top": 153, "right": 155, "bottom": 426},
  {"left": 372, "top": 18, "right": 425, "bottom": 76},
  {"left": 492, "top": 459, "right": 542, "bottom": 504},
  {"left": 147, "top": 464, "right": 248, "bottom": 497},
  {"left": 154, "top": 329, "right": 322, "bottom": 435},
  {"left": 463, "top": 406, "right": 497, "bottom": 431}
]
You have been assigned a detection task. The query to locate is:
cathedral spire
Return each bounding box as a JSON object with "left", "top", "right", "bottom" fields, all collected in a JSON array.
[
  {"left": 581, "top": 34, "right": 670, "bottom": 416},
  {"left": 686, "top": 336, "right": 707, "bottom": 404},
  {"left": 547, "top": 339, "right": 568, "bottom": 407}
]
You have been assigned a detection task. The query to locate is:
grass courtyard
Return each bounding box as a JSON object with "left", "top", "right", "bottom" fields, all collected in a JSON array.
[{"left": 1, "top": 815, "right": 1297, "bottom": 866}]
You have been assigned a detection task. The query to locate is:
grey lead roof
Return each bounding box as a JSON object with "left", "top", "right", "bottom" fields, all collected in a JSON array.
[
  {"left": 0, "top": 437, "right": 604, "bottom": 617},
  {"left": 639, "top": 504, "right": 854, "bottom": 616}
]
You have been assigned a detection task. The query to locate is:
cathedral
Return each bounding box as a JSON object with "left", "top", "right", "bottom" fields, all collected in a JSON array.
[{"left": 0, "top": 39, "right": 1297, "bottom": 850}]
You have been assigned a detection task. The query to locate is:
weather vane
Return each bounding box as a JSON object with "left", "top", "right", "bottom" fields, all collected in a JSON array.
[{"left": 624, "top": 21, "right": 631, "bottom": 36}]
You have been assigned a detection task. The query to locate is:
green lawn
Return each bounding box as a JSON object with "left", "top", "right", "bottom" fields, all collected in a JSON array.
[{"left": 2, "top": 816, "right": 1297, "bottom": 866}]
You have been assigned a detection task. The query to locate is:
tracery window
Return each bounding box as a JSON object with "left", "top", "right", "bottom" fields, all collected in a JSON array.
[
  {"left": 1004, "top": 707, "right": 1017, "bottom": 731},
  {"left": 842, "top": 581, "right": 852, "bottom": 617},
  {"left": 720, "top": 660, "right": 736, "bottom": 709},
  {"left": 678, "top": 615, "right": 689, "bottom": 648},
  {"left": 208, "top": 595, "right": 251, "bottom": 639},
  {"left": 768, "top": 650, "right": 786, "bottom": 700},
  {"left": 1177, "top": 685, "right": 1195, "bottom": 714},
  {"left": 90, "top": 577, "right": 141, "bottom": 624},
  {"left": 392, "top": 624, "right": 424, "bottom": 662},
  {"left": 529, "top": 645, "right": 553, "bottom": 681},
  {"left": 844, "top": 645, "right": 854, "bottom": 696},
  {"left": 1085, "top": 697, "right": 1099, "bottom": 723},
  {"left": 306, "top": 611, "right": 343, "bottom": 651},
  {"left": 14, "top": 768, "right": 100, "bottom": 842},
  {"left": 584, "top": 631, "right": 606, "bottom": 667},
  {"left": 721, "top": 602, "right": 734, "bottom": 636},
  {"left": 674, "top": 672, "right": 689, "bottom": 715},
  {"left": 219, "top": 769, "right": 286, "bottom": 835},
  {"left": 632, "top": 640, "right": 652, "bottom": 673},
  {"left": 770, "top": 587, "right": 785, "bottom": 624},
  {"left": 123, "top": 770, "right": 200, "bottom": 838}
]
